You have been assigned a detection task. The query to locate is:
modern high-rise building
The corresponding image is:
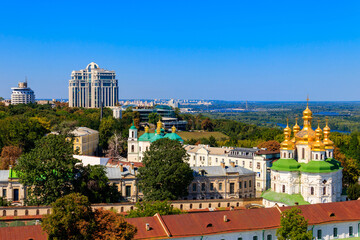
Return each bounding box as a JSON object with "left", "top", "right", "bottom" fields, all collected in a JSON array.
[
  {"left": 11, "top": 80, "right": 35, "bottom": 105},
  {"left": 68, "top": 62, "right": 119, "bottom": 108}
]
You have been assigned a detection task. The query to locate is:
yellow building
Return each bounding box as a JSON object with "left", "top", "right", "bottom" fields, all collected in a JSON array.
[{"left": 72, "top": 127, "right": 99, "bottom": 156}]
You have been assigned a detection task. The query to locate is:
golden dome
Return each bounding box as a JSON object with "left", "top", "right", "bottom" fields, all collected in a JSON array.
[
  {"left": 281, "top": 119, "right": 294, "bottom": 150},
  {"left": 145, "top": 125, "right": 149, "bottom": 133},
  {"left": 312, "top": 120, "right": 325, "bottom": 151},
  {"left": 156, "top": 119, "right": 162, "bottom": 135},
  {"left": 323, "top": 117, "right": 334, "bottom": 149},
  {"left": 296, "top": 97, "right": 315, "bottom": 144},
  {"left": 293, "top": 117, "right": 301, "bottom": 134},
  {"left": 172, "top": 125, "right": 176, "bottom": 133}
]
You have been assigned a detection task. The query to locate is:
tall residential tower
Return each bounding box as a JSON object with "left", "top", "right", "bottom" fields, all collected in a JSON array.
[{"left": 69, "top": 62, "right": 119, "bottom": 108}]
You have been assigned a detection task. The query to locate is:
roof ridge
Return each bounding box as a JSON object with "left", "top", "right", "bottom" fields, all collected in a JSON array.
[{"left": 155, "top": 213, "right": 172, "bottom": 237}]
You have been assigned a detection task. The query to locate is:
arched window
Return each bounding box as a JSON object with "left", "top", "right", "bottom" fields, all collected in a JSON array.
[
  {"left": 131, "top": 145, "right": 134, "bottom": 153},
  {"left": 25, "top": 210, "right": 29, "bottom": 216},
  {"left": 2, "top": 210, "right": 6, "bottom": 216},
  {"left": 14, "top": 210, "right": 17, "bottom": 216},
  {"left": 282, "top": 185, "right": 285, "bottom": 193},
  {"left": 316, "top": 154, "right": 318, "bottom": 160},
  {"left": 131, "top": 132, "right": 134, "bottom": 138},
  {"left": 323, "top": 187, "right": 326, "bottom": 195},
  {"left": 311, "top": 187, "right": 314, "bottom": 195},
  {"left": 283, "top": 152, "right": 286, "bottom": 158}
]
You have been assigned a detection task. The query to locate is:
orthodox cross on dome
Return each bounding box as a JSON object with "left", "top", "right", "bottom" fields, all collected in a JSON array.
[{"left": 306, "top": 95, "right": 310, "bottom": 107}]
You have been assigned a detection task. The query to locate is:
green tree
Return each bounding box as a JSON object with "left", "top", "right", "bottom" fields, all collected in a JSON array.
[
  {"left": 99, "top": 116, "right": 117, "bottom": 151},
  {"left": 126, "top": 201, "right": 183, "bottom": 218},
  {"left": 138, "top": 138, "right": 194, "bottom": 201},
  {"left": 0, "top": 196, "right": 10, "bottom": 206},
  {"left": 276, "top": 208, "right": 313, "bottom": 240},
  {"left": 347, "top": 183, "right": 360, "bottom": 200},
  {"left": 15, "top": 134, "right": 79, "bottom": 205},
  {"left": 72, "top": 165, "right": 121, "bottom": 203},
  {"left": 42, "top": 193, "right": 137, "bottom": 240},
  {"left": 201, "top": 118, "right": 214, "bottom": 131},
  {"left": 51, "top": 120, "right": 78, "bottom": 137},
  {"left": 148, "top": 112, "right": 161, "bottom": 124},
  {"left": 42, "top": 193, "right": 95, "bottom": 240}
]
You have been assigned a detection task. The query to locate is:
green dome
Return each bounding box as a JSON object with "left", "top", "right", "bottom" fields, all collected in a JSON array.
[
  {"left": 130, "top": 125, "right": 137, "bottom": 130},
  {"left": 164, "top": 133, "right": 183, "bottom": 142},
  {"left": 271, "top": 158, "right": 301, "bottom": 172},
  {"left": 138, "top": 132, "right": 155, "bottom": 142},
  {"left": 150, "top": 134, "right": 164, "bottom": 142},
  {"left": 300, "top": 159, "right": 342, "bottom": 173}
]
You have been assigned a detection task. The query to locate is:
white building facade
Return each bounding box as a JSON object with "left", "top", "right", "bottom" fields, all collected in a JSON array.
[
  {"left": 11, "top": 81, "right": 35, "bottom": 105},
  {"left": 69, "top": 62, "right": 119, "bottom": 108},
  {"left": 186, "top": 145, "right": 279, "bottom": 192}
]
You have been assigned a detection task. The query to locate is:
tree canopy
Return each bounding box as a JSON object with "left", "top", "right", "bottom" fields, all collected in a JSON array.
[
  {"left": 16, "top": 134, "right": 120, "bottom": 205},
  {"left": 126, "top": 201, "right": 183, "bottom": 218},
  {"left": 347, "top": 183, "right": 360, "bottom": 200},
  {"left": 15, "top": 134, "right": 78, "bottom": 205},
  {"left": 42, "top": 193, "right": 137, "bottom": 240},
  {"left": 276, "top": 207, "right": 313, "bottom": 240},
  {"left": 138, "top": 138, "right": 194, "bottom": 201}
]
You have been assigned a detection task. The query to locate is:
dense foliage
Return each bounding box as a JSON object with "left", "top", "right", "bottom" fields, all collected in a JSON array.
[
  {"left": 276, "top": 208, "right": 313, "bottom": 240},
  {"left": 16, "top": 134, "right": 78, "bottom": 205},
  {"left": 15, "top": 134, "right": 120, "bottom": 205},
  {"left": 126, "top": 201, "right": 183, "bottom": 218},
  {"left": 0, "top": 103, "right": 139, "bottom": 155},
  {"left": 138, "top": 138, "right": 194, "bottom": 201},
  {"left": 42, "top": 193, "right": 95, "bottom": 240},
  {"left": 42, "top": 193, "right": 137, "bottom": 240},
  {"left": 347, "top": 183, "right": 360, "bottom": 200}
]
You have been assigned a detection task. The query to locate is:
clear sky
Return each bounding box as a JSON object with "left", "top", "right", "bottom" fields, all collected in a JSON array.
[{"left": 1, "top": 1, "right": 360, "bottom": 101}]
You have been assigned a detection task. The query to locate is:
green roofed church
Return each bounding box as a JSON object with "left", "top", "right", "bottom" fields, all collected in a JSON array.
[
  {"left": 263, "top": 100, "right": 345, "bottom": 207},
  {"left": 127, "top": 120, "right": 184, "bottom": 162}
]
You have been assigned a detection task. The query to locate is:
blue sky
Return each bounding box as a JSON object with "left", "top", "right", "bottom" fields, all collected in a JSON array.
[{"left": 1, "top": 1, "right": 360, "bottom": 101}]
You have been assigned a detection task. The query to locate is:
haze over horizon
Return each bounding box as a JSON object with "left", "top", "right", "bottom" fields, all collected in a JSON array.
[{"left": 1, "top": 1, "right": 360, "bottom": 101}]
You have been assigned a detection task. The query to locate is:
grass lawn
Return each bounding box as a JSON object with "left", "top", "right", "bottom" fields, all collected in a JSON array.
[{"left": 177, "top": 131, "right": 229, "bottom": 140}]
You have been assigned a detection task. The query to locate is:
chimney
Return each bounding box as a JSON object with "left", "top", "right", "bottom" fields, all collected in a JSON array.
[
  {"left": 220, "top": 161, "right": 225, "bottom": 168},
  {"left": 145, "top": 223, "right": 150, "bottom": 231},
  {"left": 119, "top": 163, "right": 123, "bottom": 172},
  {"left": 230, "top": 161, "right": 235, "bottom": 167},
  {"left": 223, "top": 215, "right": 228, "bottom": 222}
]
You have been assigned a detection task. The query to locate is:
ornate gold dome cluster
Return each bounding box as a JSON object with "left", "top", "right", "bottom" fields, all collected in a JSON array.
[{"left": 280, "top": 100, "right": 334, "bottom": 151}]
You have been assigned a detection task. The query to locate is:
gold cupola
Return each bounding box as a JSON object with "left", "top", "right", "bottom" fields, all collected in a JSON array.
[
  {"left": 172, "top": 125, "right": 177, "bottom": 133},
  {"left": 280, "top": 119, "right": 295, "bottom": 150},
  {"left": 145, "top": 125, "right": 149, "bottom": 133},
  {"left": 293, "top": 117, "right": 301, "bottom": 135},
  {"left": 323, "top": 117, "right": 334, "bottom": 149},
  {"left": 312, "top": 120, "right": 325, "bottom": 152},
  {"left": 156, "top": 119, "right": 162, "bottom": 135},
  {"left": 295, "top": 98, "right": 316, "bottom": 143}
]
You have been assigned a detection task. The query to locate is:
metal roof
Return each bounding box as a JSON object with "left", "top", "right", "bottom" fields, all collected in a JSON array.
[{"left": 192, "top": 166, "right": 254, "bottom": 177}]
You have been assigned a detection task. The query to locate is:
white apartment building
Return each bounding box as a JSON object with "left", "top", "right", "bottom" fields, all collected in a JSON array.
[
  {"left": 68, "top": 62, "right": 119, "bottom": 108},
  {"left": 185, "top": 145, "right": 280, "bottom": 192},
  {"left": 11, "top": 81, "right": 35, "bottom": 105}
]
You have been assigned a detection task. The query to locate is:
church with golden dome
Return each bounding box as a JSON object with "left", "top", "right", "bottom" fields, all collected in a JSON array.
[
  {"left": 127, "top": 120, "right": 184, "bottom": 162},
  {"left": 263, "top": 100, "right": 344, "bottom": 207}
]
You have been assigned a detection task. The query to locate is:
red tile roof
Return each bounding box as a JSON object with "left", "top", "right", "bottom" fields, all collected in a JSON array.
[
  {"left": 2, "top": 200, "right": 360, "bottom": 239},
  {"left": 0, "top": 225, "right": 47, "bottom": 240}
]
